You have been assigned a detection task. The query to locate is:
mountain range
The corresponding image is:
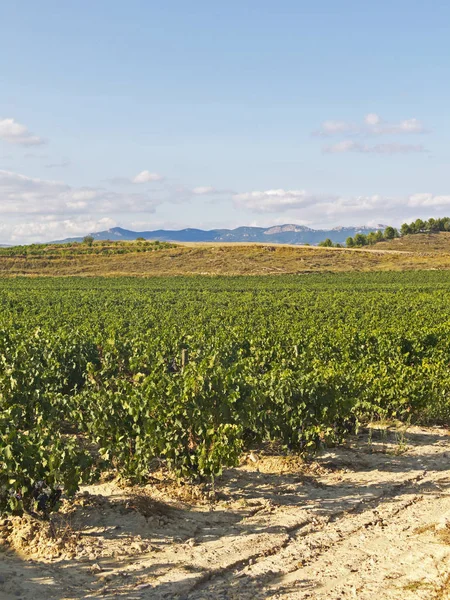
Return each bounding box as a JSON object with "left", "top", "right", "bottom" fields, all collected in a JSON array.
[{"left": 56, "top": 224, "right": 388, "bottom": 246}]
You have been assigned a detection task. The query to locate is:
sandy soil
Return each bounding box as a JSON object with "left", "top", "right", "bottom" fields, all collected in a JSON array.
[{"left": 1, "top": 425, "right": 450, "bottom": 600}]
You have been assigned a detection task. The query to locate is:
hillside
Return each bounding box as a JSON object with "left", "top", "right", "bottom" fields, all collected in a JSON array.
[
  {"left": 3, "top": 232, "right": 450, "bottom": 277},
  {"left": 0, "top": 236, "right": 450, "bottom": 276},
  {"left": 375, "top": 231, "right": 450, "bottom": 253}
]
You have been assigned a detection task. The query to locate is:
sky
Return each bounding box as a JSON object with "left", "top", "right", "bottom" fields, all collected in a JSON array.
[{"left": 1, "top": 0, "right": 450, "bottom": 243}]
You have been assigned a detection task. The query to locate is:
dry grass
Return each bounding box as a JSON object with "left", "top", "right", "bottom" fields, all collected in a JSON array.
[
  {"left": 376, "top": 232, "right": 450, "bottom": 253},
  {"left": 0, "top": 242, "right": 446, "bottom": 277},
  {"left": 1, "top": 234, "right": 450, "bottom": 276}
]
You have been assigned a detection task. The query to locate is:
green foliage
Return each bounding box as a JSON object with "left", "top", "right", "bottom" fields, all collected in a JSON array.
[
  {"left": 346, "top": 227, "right": 397, "bottom": 247},
  {"left": 318, "top": 238, "right": 334, "bottom": 247},
  {"left": 346, "top": 236, "right": 355, "bottom": 247},
  {"left": 400, "top": 216, "right": 450, "bottom": 236},
  {"left": 2, "top": 273, "right": 450, "bottom": 515},
  {"left": 384, "top": 226, "right": 398, "bottom": 240},
  {"left": 401, "top": 223, "right": 412, "bottom": 236},
  {"left": 366, "top": 232, "right": 378, "bottom": 245},
  {"left": 0, "top": 239, "right": 176, "bottom": 258},
  {"left": 83, "top": 235, "right": 95, "bottom": 246},
  {"left": 353, "top": 233, "right": 368, "bottom": 247}
]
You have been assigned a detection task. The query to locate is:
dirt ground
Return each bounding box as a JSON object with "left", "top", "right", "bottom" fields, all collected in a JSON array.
[{"left": 1, "top": 425, "right": 450, "bottom": 599}]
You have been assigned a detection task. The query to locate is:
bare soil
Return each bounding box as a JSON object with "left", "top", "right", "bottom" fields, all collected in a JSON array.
[{"left": 1, "top": 425, "right": 450, "bottom": 599}]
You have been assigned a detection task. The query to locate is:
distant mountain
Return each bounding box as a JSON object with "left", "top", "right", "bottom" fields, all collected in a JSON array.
[{"left": 54, "top": 224, "right": 389, "bottom": 246}]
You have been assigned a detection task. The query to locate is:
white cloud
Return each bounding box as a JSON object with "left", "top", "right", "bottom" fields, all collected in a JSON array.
[
  {"left": 191, "top": 185, "right": 235, "bottom": 197},
  {"left": 192, "top": 186, "right": 216, "bottom": 195},
  {"left": 0, "top": 118, "right": 45, "bottom": 146},
  {"left": 365, "top": 113, "right": 381, "bottom": 126},
  {"left": 10, "top": 217, "right": 117, "bottom": 241},
  {"left": 407, "top": 193, "right": 450, "bottom": 208},
  {"left": 0, "top": 169, "right": 161, "bottom": 216},
  {"left": 320, "top": 120, "right": 355, "bottom": 135},
  {"left": 232, "top": 187, "right": 450, "bottom": 227},
  {"left": 132, "top": 170, "right": 164, "bottom": 183},
  {"left": 325, "top": 140, "right": 359, "bottom": 153},
  {"left": 324, "top": 140, "right": 426, "bottom": 154},
  {"left": 233, "top": 189, "right": 337, "bottom": 212},
  {"left": 315, "top": 114, "right": 427, "bottom": 137},
  {"left": 391, "top": 118, "right": 424, "bottom": 134}
]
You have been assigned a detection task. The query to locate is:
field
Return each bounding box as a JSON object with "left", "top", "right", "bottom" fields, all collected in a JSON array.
[
  {"left": 2, "top": 271, "right": 450, "bottom": 598},
  {"left": 2, "top": 233, "right": 450, "bottom": 276}
]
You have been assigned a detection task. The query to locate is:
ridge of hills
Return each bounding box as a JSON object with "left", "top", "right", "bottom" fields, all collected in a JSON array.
[{"left": 54, "top": 224, "right": 388, "bottom": 246}]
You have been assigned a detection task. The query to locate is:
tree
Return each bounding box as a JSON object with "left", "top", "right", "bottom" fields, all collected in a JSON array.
[
  {"left": 354, "top": 233, "right": 368, "bottom": 247},
  {"left": 83, "top": 235, "right": 94, "bottom": 246},
  {"left": 375, "top": 230, "right": 384, "bottom": 242},
  {"left": 426, "top": 218, "right": 439, "bottom": 233},
  {"left": 400, "top": 223, "right": 412, "bottom": 236},
  {"left": 384, "top": 226, "right": 397, "bottom": 240},
  {"left": 318, "top": 238, "right": 334, "bottom": 247},
  {"left": 366, "top": 232, "right": 378, "bottom": 245},
  {"left": 413, "top": 219, "right": 425, "bottom": 234},
  {"left": 346, "top": 237, "right": 355, "bottom": 248}
]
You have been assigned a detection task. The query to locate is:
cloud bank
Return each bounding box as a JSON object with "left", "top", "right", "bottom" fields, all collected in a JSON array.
[
  {"left": 2, "top": 167, "right": 450, "bottom": 243},
  {"left": 234, "top": 187, "right": 450, "bottom": 226},
  {"left": 315, "top": 114, "right": 427, "bottom": 137},
  {"left": 324, "top": 141, "right": 426, "bottom": 154},
  {"left": 0, "top": 118, "right": 45, "bottom": 146},
  {"left": 132, "top": 170, "right": 164, "bottom": 183}
]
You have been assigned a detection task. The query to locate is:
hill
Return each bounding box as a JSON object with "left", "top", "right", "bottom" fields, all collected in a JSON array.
[
  {"left": 54, "top": 224, "right": 387, "bottom": 246},
  {"left": 375, "top": 232, "right": 450, "bottom": 253},
  {"left": 1, "top": 234, "right": 450, "bottom": 276},
  {"left": 3, "top": 231, "right": 450, "bottom": 277}
]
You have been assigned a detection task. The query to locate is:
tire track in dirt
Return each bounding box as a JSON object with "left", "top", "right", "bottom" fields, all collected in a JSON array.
[
  {"left": 184, "top": 482, "right": 428, "bottom": 599},
  {"left": 1, "top": 426, "right": 450, "bottom": 600}
]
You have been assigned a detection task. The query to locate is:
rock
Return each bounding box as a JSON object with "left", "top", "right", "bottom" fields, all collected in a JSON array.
[{"left": 132, "top": 542, "right": 148, "bottom": 552}]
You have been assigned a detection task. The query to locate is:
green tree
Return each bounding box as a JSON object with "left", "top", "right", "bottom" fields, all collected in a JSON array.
[
  {"left": 400, "top": 223, "right": 412, "bottom": 236},
  {"left": 318, "top": 238, "right": 334, "bottom": 247},
  {"left": 354, "top": 233, "right": 367, "bottom": 247},
  {"left": 83, "top": 235, "right": 94, "bottom": 246},
  {"left": 384, "top": 226, "right": 397, "bottom": 240},
  {"left": 436, "top": 217, "right": 450, "bottom": 231},
  {"left": 366, "top": 232, "right": 378, "bottom": 245},
  {"left": 412, "top": 219, "right": 425, "bottom": 234},
  {"left": 346, "top": 236, "right": 355, "bottom": 247},
  {"left": 426, "top": 218, "right": 439, "bottom": 233}
]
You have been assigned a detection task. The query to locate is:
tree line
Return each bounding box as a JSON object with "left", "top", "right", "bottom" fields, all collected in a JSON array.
[
  {"left": 318, "top": 226, "right": 399, "bottom": 248},
  {"left": 399, "top": 217, "right": 450, "bottom": 236},
  {"left": 319, "top": 217, "right": 450, "bottom": 248}
]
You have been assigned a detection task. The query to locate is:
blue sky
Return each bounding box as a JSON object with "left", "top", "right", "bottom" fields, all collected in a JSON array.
[{"left": 1, "top": 0, "right": 449, "bottom": 242}]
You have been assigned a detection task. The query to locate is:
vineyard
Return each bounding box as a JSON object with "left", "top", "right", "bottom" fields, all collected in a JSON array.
[{"left": 2, "top": 272, "right": 450, "bottom": 518}]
